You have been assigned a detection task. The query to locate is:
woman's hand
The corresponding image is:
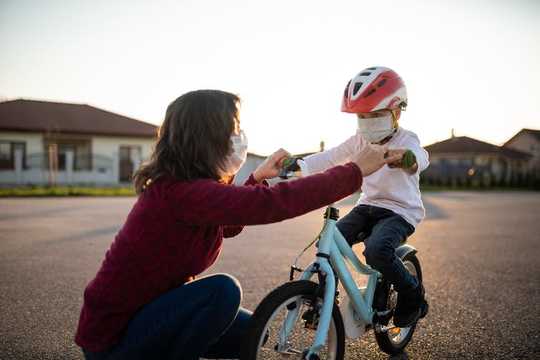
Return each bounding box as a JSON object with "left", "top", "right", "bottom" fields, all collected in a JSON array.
[
  {"left": 352, "top": 144, "right": 401, "bottom": 176},
  {"left": 253, "top": 148, "right": 291, "bottom": 182}
]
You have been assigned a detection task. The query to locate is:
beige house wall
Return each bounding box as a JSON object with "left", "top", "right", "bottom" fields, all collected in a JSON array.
[
  {"left": 0, "top": 131, "right": 156, "bottom": 185},
  {"left": 505, "top": 132, "right": 540, "bottom": 174},
  {"left": 234, "top": 154, "right": 266, "bottom": 184},
  {"left": 92, "top": 136, "right": 155, "bottom": 162},
  {"left": 0, "top": 131, "right": 43, "bottom": 154},
  {"left": 426, "top": 152, "right": 527, "bottom": 185}
]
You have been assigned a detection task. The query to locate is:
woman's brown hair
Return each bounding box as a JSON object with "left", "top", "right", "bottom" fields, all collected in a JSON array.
[{"left": 133, "top": 90, "right": 240, "bottom": 194}]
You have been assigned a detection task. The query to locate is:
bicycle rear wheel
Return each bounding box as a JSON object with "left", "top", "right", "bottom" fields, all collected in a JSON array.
[
  {"left": 374, "top": 252, "right": 426, "bottom": 355},
  {"left": 240, "top": 280, "right": 345, "bottom": 360}
]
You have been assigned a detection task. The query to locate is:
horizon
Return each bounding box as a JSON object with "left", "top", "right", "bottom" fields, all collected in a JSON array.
[{"left": 2, "top": 97, "right": 536, "bottom": 153}]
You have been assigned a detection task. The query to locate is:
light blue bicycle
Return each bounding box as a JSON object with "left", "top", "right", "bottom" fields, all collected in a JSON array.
[{"left": 241, "top": 176, "right": 427, "bottom": 359}]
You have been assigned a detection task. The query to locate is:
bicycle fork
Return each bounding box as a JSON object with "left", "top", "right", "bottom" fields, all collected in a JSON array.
[{"left": 278, "top": 259, "right": 336, "bottom": 358}]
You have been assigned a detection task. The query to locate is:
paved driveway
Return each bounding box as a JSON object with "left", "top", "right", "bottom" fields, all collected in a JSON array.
[{"left": 1, "top": 192, "right": 539, "bottom": 359}]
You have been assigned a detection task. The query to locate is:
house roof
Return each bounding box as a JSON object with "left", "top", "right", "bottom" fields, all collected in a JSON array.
[
  {"left": 295, "top": 151, "right": 317, "bottom": 158},
  {"left": 247, "top": 152, "right": 267, "bottom": 159},
  {"left": 0, "top": 99, "right": 158, "bottom": 138},
  {"left": 503, "top": 128, "right": 540, "bottom": 146},
  {"left": 425, "top": 136, "right": 531, "bottom": 160},
  {"left": 247, "top": 151, "right": 317, "bottom": 159}
]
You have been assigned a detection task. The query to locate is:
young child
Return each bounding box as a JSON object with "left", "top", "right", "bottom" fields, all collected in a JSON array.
[{"left": 302, "top": 66, "right": 429, "bottom": 327}]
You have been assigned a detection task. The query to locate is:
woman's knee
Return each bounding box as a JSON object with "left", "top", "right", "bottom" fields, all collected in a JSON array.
[{"left": 207, "top": 274, "right": 242, "bottom": 314}]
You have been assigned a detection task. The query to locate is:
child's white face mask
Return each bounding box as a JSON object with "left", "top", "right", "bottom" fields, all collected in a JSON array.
[
  {"left": 357, "top": 113, "right": 395, "bottom": 144},
  {"left": 222, "top": 130, "right": 248, "bottom": 176}
]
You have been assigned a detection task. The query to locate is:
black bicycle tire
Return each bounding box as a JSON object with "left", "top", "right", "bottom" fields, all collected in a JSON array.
[
  {"left": 240, "top": 280, "right": 345, "bottom": 360},
  {"left": 374, "top": 252, "right": 424, "bottom": 355}
]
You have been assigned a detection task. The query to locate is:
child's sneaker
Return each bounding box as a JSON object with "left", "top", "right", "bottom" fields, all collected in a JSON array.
[{"left": 393, "top": 284, "right": 428, "bottom": 328}]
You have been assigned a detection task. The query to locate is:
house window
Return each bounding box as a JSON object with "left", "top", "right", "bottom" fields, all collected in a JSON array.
[
  {"left": 475, "top": 156, "right": 489, "bottom": 166},
  {"left": 0, "top": 142, "right": 10, "bottom": 169},
  {"left": 119, "top": 145, "right": 142, "bottom": 182},
  {"left": 45, "top": 139, "right": 91, "bottom": 171},
  {"left": 57, "top": 145, "right": 75, "bottom": 171},
  {"left": 0, "top": 141, "right": 26, "bottom": 170}
]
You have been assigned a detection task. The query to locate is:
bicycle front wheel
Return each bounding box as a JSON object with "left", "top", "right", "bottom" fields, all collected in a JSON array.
[{"left": 240, "top": 280, "right": 345, "bottom": 360}]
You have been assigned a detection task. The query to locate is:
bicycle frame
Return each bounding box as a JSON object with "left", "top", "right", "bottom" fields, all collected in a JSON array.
[{"left": 279, "top": 206, "right": 381, "bottom": 357}]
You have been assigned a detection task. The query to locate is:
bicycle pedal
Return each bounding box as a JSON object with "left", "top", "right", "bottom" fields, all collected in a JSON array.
[
  {"left": 302, "top": 308, "right": 319, "bottom": 329},
  {"left": 374, "top": 308, "right": 394, "bottom": 325}
]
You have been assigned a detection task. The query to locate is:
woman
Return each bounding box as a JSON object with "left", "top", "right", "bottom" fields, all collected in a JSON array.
[{"left": 75, "top": 90, "right": 397, "bottom": 359}]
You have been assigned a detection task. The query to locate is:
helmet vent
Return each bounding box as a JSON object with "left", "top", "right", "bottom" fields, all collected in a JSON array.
[
  {"left": 360, "top": 72, "right": 371, "bottom": 76},
  {"left": 364, "top": 88, "right": 376, "bottom": 98},
  {"left": 344, "top": 80, "right": 351, "bottom": 98},
  {"left": 353, "top": 82, "right": 363, "bottom": 96},
  {"left": 377, "top": 79, "right": 387, "bottom": 87},
  {"left": 367, "top": 67, "right": 377, "bottom": 70}
]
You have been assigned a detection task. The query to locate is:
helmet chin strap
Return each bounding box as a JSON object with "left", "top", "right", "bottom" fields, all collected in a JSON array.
[{"left": 374, "top": 128, "right": 397, "bottom": 145}]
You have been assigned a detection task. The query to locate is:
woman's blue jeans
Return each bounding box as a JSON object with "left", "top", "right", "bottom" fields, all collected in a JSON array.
[
  {"left": 82, "top": 273, "right": 251, "bottom": 360},
  {"left": 336, "top": 205, "right": 418, "bottom": 292}
]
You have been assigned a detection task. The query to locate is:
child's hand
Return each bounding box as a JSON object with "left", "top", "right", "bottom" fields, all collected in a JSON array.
[
  {"left": 253, "top": 148, "right": 291, "bottom": 182},
  {"left": 353, "top": 144, "right": 397, "bottom": 176},
  {"left": 386, "top": 149, "right": 418, "bottom": 174},
  {"left": 386, "top": 149, "right": 406, "bottom": 168}
]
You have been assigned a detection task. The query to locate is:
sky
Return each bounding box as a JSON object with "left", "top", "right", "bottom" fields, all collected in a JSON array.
[{"left": 1, "top": 0, "right": 539, "bottom": 155}]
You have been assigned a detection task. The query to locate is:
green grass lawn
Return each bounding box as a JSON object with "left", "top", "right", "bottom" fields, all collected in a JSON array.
[
  {"left": 420, "top": 185, "right": 539, "bottom": 192},
  {"left": 0, "top": 186, "right": 136, "bottom": 197},
  {"left": 1, "top": 184, "right": 537, "bottom": 197}
]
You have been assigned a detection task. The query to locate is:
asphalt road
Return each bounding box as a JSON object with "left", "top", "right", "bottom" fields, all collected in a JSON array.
[{"left": 1, "top": 192, "right": 539, "bottom": 359}]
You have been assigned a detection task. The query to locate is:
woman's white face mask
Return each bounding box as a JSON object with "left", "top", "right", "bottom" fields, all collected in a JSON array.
[
  {"left": 357, "top": 113, "right": 395, "bottom": 144},
  {"left": 222, "top": 130, "right": 248, "bottom": 176}
]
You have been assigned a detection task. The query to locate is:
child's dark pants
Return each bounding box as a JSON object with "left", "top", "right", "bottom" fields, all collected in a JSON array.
[{"left": 336, "top": 204, "right": 418, "bottom": 292}]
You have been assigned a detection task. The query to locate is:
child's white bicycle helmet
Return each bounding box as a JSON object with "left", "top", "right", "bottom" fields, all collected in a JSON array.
[{"left": 341, "top": 66, "right": 407, "bottom": 113}]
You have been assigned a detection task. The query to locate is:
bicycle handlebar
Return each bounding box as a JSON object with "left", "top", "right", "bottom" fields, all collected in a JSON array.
[{"left": 279, "top": 157, "right": 303, "bottom": 179}]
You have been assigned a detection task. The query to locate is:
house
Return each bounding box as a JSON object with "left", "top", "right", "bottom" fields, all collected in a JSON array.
[
  {"left": 422, "top": 136, "right": 531, "bottom": 186},
  {"left": 503, "top": 128, "right": 540, "bottom": 179},
  {"left": 234, "top": 152, "right": 315, "bottom": 184},
  {"left": 234, "top": 143, "right": 322, "bottom": 184},
  {"left": 0, "top": 99, "right": 158, "bottom": 186},
  {"left": 234, "top": 153, "right": 267, "bottom": 184}
]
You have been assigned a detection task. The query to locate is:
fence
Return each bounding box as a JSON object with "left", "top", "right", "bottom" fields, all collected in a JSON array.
[
  {"left": 0, "top": 149, "right": 139, "bottom": 186},
  {"left": 421, "top": 162, "right": 539, "bottom": 188}
]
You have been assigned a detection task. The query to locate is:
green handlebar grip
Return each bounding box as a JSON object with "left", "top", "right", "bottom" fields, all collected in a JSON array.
[
  {"left": 281, "top": 157, "right": 296, "bottom": 168},
  {"left": 279, "top": 157, "right": 302, "bottom": 179},
  {"left": 402, "top": 150, "right": 417, "bottom": 169}
]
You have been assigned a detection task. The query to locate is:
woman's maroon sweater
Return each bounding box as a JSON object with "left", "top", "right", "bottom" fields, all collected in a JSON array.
[{"left": 75, "top": 163, "right": 362, "bottom": 351}]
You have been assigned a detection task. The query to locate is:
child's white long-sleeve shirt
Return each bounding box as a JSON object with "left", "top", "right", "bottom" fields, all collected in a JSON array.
[{"left": 302, "top": 127, "right": 429, "bottom": 227}]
